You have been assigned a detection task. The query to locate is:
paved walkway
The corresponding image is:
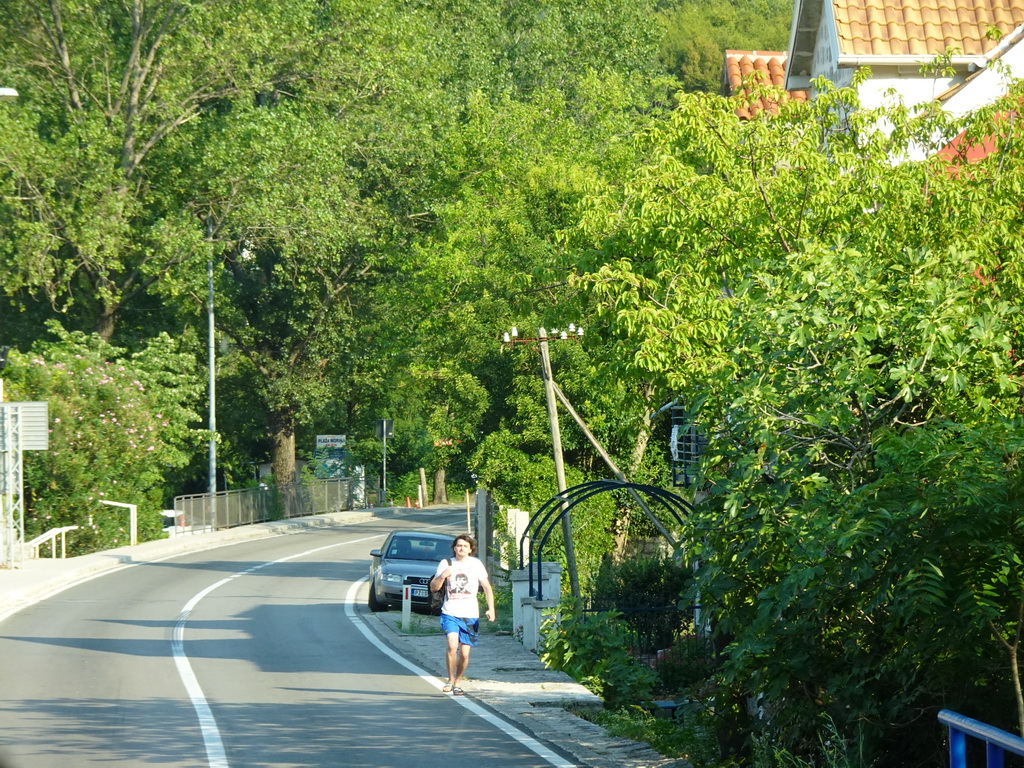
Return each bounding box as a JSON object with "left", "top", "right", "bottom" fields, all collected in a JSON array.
[
  {"left": 367, "top": 608, "right": 689, "bottom": 768},
  {"left": 0, "top": 508, "right": 690, "bottom": 768}
]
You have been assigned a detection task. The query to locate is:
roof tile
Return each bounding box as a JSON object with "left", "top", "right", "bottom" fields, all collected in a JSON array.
[
  {"left": 723, "top": 51, "right": 809, "bottom": 117},
  {"left": 833, "top": 0, "right": 1024, "bottom": 57}
]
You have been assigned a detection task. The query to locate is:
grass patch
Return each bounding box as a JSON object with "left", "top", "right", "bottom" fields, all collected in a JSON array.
[
  {"left": 396, "top": 613, "right": 439, "bottom": 634},
  {"left": 489, "top": 609, "right": 514, "bottom": 634},
  {"left": 570, "top": 704, "right": 719, "bottom": 766},
  {"left": 393, "top": 578, "right": 513, "bottom": 636}
]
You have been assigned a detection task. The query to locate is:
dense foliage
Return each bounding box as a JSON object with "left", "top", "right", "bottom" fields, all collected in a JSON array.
[
  {"left": 572, "top": 78, "right": 1024, "bottom": 763},
  {"left": 2, "top": 1, "right": 1024, "bottom": 765},
  {"left": 4, "top": 325, "right": 202, "bottom": 552},
  {"left": 0, "top": 0, "right": 674, "bottom": 506},
  {"left": 541, "top": 598, "right": 658, "bottom": 708},
  {"left": 658, "top": 0, "right": 791, "bottom": 92}
]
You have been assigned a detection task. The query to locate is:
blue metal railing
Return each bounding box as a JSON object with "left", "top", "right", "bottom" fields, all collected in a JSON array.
[{"left": 940, "top": 709, "right": 1024, "bottom": 768}]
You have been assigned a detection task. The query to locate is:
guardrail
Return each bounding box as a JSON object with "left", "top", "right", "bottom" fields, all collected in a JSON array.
[
  {"left": 24, "top": 526, "right": 79, "bottom": 559},
  {"left": 939, "top": 709, "right": 1024, "bottom": 767},
  {"left": 173, "top": 475, "right": 375, "bottom": 533}
]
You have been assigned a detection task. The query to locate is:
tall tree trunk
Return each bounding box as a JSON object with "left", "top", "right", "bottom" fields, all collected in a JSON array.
[
  {"left": 270, "top": 408, "right": 297, "bottom": 485},
  {"left": 627, "top": 381, "right": 656, "bottom": 476},
  {"left": 96, "top": 305, "right": 117, "bottom": 343},
  {"left": 432, "top": 467, "right": 447, "bottom": 504}
]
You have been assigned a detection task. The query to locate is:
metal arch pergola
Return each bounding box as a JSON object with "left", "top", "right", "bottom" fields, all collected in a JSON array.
[{"left": 517, "top": 479, "right": 693, "bottom": 601}]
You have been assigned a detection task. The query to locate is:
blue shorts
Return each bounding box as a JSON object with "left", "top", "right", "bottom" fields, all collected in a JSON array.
[{"left": 440, "top": 613, "right": 480, "bottom": 646}]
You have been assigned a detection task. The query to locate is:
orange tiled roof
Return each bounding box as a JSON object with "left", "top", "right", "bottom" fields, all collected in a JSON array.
[
  {"left": 937, "top": 129, "right": 999, "bottom": 164},
  {"left": 723, "top": 50, "right": 810, "bottom": 118},
  {"left": 834, "top": 0, "right": 1024, "bottom": 57}
]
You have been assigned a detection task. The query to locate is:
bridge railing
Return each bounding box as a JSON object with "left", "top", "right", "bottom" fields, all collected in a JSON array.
[
  {"left": 172, "top": 475, "right": 374, "bottom": 533},
  {"left": 939, "top": 709, "right": 1024, "bottom": 768},
  {"left": 23, "top": 525, "right": 79, "bottom": 559}
]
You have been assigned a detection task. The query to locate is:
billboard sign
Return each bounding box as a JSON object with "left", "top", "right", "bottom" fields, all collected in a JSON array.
[{"left": 314, "top": 434, "right": 347, "bottom": 478}]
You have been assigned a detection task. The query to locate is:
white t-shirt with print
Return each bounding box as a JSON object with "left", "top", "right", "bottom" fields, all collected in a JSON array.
[{"left": 434, "top": 556, "right": 488, "bottom": 619}]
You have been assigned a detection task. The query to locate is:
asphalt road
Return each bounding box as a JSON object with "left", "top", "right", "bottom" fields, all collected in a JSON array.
[{"left": 0, "top": 510, "right": 572, "bottom": 768}]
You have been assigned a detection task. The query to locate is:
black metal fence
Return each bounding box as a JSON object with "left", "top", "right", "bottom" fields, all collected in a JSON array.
[{"left": 585, "top": 599, "right": 716, "bottom": 695}]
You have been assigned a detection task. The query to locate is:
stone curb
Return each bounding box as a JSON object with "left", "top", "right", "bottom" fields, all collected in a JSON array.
[{"left": 364, "top": 610, "right": 692, "bottom": 768}]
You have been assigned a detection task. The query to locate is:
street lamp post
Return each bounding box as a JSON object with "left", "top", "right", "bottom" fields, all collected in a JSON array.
[
  {"left": 0, "top": 90, "right": 21, "bottom": 568},
  {"left": 0, "top": 86, "right": 16, "bottom": 395},
  {"left": 206, "top": 220, "right": 217, "bottom": 533},
  {"left": 0, "top": 346, "right": 8, "bottom": 402},
  {"left": 376, "top": 419, "right": 393, "bottom": 506}
]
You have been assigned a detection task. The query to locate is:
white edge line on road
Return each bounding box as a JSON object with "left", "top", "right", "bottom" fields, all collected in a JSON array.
[
  {"left": 342, "top": 580, "right": 577, "bottom": 768},
  {"left": 177, "top": 526, "right": 577, "bottom": 768},
  {"left": 171, "top": 536, "right": 381, "bottom": 768},
  {"left": 171, "top": 520, "right": 573, "bottom": 768},
  {"left": 4, "top": 514, "right": 573, "bottom": 768}
]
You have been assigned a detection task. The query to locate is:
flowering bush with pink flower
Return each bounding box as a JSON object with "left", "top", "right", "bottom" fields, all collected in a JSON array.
[{"left": 5, "top": 322, "right": 203, "bottom": 554}]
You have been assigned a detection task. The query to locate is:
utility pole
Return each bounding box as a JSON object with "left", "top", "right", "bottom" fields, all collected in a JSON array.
[
  {"left": 538, "top": 328, "right": 580, "bottom": 598},
  {"left": 207, "top": 220, "right": 217, "bottom": 532}
]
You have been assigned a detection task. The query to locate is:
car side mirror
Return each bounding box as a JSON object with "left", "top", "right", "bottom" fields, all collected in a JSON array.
[{"left": 370, "top": 549, "right": 381, "bottom": 558}]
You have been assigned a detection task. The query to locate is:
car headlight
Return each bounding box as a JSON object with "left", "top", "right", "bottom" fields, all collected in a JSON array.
[{"left": 382, "top": 572, "right": 403, "bottom": 584}]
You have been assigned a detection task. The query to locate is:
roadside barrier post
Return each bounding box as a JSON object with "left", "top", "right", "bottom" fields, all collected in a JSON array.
[{"left": 402, "top": 585, "right": 412, "bottom": 628}]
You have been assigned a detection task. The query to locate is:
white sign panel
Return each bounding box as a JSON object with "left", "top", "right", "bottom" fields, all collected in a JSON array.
[
  {"left": 1, "top": 401, "right": 49, "bottom": 450},
  {"left": 316, "top": 435, "right": 346, "bottom": 448},
  {"left": 314, "top": 434, "right": 347, "bottom": 479}
]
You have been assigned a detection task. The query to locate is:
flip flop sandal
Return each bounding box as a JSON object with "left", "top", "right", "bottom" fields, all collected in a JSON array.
[
  {"left": 442, "top": 683, "right": 454, "bottom": 693},
  {"left": 452, "top": 687, "right": 465, "bottom": 696}
]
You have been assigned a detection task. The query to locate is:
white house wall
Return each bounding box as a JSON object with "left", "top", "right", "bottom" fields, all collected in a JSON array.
[
  {"left": 853, "top": 71, "right": 961, "bottom": 110},
  {"left": 812, "top": 0, "right": 849, "bottom": 89},
  {"left": 941, "top": 43, "right": 1024, "bottom": 116}
]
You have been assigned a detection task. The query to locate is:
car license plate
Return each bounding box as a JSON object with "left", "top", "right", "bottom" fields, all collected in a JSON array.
[{"left": 411, "top": 587, "right": 427, "bottom": 598}]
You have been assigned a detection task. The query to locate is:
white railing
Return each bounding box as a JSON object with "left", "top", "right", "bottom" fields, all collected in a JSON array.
[{"left": 24, "top": 526, "right": 79, "bottom": 559}]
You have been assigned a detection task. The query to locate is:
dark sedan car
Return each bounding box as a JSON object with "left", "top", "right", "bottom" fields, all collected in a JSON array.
[{"left": 368, "top": 531, "right": 452, "bottom": 612}]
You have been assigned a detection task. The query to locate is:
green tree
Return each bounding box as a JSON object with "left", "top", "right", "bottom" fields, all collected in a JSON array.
[
  {"left": 372, "top": 72, "right": 674, "bottom": 508},
  {"left": 0, "top": 0, "right": 675, "bottom": 492},
  {"left": 571, "top": 79, "right": 1024, "bottom": 761},
  {"left": 0, "top": 0, "right": 342, "bottom": 342},
  {"left": 692, "top": 243, "right": 1023, "bottom": 760},
  {"left": 5, "top": 323, "right": 203, "bottom": 553},
  {"left": 658, "top": 0, "right": 791, "bottom": 93}
]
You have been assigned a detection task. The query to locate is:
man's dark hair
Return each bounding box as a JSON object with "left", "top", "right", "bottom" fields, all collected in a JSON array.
[{"left": 452, "top": 534, "right": 477, "bottom": 556}]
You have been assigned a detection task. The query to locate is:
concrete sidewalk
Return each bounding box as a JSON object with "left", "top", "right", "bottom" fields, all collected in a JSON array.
[
  {"left": 0, "top": 508, "right": 689, "bottom": 768},
  {"left": 365, "top": 609, "right": 688, "bottom": 768}
]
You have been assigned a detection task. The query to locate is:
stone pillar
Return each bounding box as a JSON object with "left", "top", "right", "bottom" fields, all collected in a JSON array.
[
  {"left": 510, "top": 562, "right": 562, "bottom": 650},
  {"left": 503, "top": 507, "right": 530, "bottom": 570},
  {"left": 518, "top": 598, "right": 560, "bottom": 653}
]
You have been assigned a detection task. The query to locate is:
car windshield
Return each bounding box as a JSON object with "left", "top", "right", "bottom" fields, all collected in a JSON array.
[{"left": 386, "top": 536, "right": 445, "bottom": 561}]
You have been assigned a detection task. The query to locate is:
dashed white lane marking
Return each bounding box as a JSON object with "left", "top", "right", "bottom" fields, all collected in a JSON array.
[{"left": 170, "top": 518, "right": 575, "bottom": 768}]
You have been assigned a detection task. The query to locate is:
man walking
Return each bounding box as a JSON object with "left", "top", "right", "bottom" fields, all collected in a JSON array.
[{"left": 430, "top": 534, "right": 495, "bottom": 695}]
